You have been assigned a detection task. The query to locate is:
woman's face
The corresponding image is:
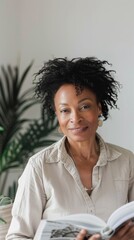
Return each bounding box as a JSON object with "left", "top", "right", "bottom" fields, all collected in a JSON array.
[{"left": 54, "top": 84, "right": 102, "bottom": 142}]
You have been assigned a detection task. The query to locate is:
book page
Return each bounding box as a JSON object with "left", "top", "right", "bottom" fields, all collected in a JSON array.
[
  {"left": 34, "top": 220, "right": 85, "bottom": 240},
  {"left": 56, "top": 213, "right": 106, "bottom": 234},
  {"left": 107, "top": 201, "right": 134, "bottom": 229},
  {"left": 34, "top": 214, "right": 107, "bottom": 240}
]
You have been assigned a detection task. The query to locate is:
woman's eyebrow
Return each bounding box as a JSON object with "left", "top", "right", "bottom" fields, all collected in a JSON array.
[
  {"left": 78, "top": 97, "right": 93, "bottom": 103},
  {"left": 59, "top": 98, "right": 93, "bottom": 106},
  {"left": 59, "top": 103, "right": 68, "bottom": 106}
]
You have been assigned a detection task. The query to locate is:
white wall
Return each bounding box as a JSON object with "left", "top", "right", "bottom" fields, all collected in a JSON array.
[
  {"left": 0, "top": 0, "right": 20, "bottom": 65},
  {"left": 1, "top": 0, "right": 134, "bottom": 151}
]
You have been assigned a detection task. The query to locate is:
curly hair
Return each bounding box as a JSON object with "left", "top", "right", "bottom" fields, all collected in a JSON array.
[{"left": 34, "top": 57, "right": 121, "bottom": 120}]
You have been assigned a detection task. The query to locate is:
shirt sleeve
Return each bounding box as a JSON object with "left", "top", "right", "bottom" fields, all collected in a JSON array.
[
  {"left": 6, "top": 158, "right": 47, "bottom": 240},
  {"left": 128, "top": 151, "right": 134, "bottom": 201}
]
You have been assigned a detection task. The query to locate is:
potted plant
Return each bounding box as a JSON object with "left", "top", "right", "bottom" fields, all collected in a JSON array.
[{"left": 0, "top": 195, "right": 12, "bottom": 240}]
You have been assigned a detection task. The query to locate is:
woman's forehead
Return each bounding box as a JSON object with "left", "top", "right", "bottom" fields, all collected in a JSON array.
[{"left": 54, "top": 84, "right": 98, "bottom": 104}]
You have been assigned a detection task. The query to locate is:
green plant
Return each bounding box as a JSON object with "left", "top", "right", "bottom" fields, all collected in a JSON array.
[
  {"left": 0, "top": 195, "right": 12, "bottom": 224},
  {"left": 0, "top": 62, "right": 36, "bottom": 153},
  {"left": 0, "top": 127, "right": 4, "bottom": 133},
  {"left": 0, "top": 63, "right": 58, "bottom": 197}
]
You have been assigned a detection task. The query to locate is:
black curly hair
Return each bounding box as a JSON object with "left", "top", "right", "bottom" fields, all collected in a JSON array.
[{"left": 34, "top": 57, "right": 121, "bottom": 120}]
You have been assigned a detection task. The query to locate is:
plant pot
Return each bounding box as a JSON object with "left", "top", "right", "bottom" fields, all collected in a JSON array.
[{"left": 0, "top": 203, "right": 12, "bottom": 240}]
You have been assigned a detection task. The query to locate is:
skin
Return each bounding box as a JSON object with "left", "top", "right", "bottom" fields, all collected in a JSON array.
[
  {"left": 54, "top": 84, "right": 101, "bottom": 140},
  {"left": 54, "top": 83, "right": 102, "bottom": 190},
  {"left": 54, "top": 84, "right": 102, "bottom": 154},
  {"left": 54, "top": 84, "right": 134, "bottom": 240},
  {"left": 76, "top": 229, "right": 101, "bottom": 240}
]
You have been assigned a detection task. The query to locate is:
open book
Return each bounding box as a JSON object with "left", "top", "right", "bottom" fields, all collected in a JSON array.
[{"left": 34, "top": 201, "right": 134, "bottom": 240}]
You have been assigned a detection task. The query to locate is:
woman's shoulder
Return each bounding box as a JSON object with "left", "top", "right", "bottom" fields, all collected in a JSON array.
[
  {"left": 29, "top": 136, "right": 66, "bottom": 166},
  {"left": 106, "top": 142, "right": 134, "bottom": 159},
  {"left": 98, "top": 133, "right": 133, "bottom": 158},
  {"left": 98, "top": 134, "right": 134, "bottom": 163},
  {"left": 107, "top": 142, "right": 133, "bottom": 153}
]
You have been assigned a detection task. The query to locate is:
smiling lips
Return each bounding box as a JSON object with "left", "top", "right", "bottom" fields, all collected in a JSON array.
[{"left": 68, "top": 126, "right": 88, "bottom": 134}]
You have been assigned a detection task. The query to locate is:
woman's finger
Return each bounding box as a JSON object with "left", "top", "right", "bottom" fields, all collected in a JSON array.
[
  {"left": 76, "top": 229, "right": 101, "bottom": 240},
  {"left": 88, "top": 233, "right": 101, "bottom": 240},
  {"left": 76, "top": 229, "right": 87, "bottom": 239}
]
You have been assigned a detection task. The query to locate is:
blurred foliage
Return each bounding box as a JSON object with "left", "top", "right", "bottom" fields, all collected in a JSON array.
[
  {"left": 0, "top": 62, "right": 58, "bottom": 197},
  {"left": 0, "top": 195, "right": 12, "bottom": 224}
]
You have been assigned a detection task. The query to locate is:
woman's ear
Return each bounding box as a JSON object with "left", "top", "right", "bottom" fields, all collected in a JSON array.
[
  {"left": 98, "top": 103, "right": 102, "bottom": 116},
  {"left": 97, "top": 103, "right": 103, "bottom": 127}
]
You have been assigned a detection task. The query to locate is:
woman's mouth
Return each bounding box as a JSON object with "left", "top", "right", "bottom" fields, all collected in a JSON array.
[{"left": 68, "top": 126, "right": 88, "bottom": 134}]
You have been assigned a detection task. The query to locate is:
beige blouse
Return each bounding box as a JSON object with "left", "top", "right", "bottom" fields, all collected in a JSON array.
[{"left": 6, "top": 134, "right": 134, "bottom": 239}]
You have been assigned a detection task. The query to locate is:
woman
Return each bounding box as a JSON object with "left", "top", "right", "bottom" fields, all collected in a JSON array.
[{"left": 6, "top": 57, "right": 134, "bottom": 240}]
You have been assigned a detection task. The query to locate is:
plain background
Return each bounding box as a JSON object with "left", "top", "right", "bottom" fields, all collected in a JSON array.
[{"left": 0, "top": 0, "right": 134, "bottom": 152}]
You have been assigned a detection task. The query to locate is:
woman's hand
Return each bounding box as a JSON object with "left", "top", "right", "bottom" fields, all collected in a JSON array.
[
  {"left": 76, "top": 229, "right": 101, "bottom": 240},
  {"left": 110, "top": 220, "right": 134, "bottom": 240}
]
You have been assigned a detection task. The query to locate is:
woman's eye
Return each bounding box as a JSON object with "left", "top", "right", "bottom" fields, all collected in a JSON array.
[
  {"left": 81, "top": 104, "right": 91, "bottom": 110},
  {"left": 60, "top": 109, "right": 69, "bottom": 113}
]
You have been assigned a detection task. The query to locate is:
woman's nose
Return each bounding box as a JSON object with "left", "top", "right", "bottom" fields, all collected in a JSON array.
[{"left": 70, "top": 111, "right": 82, "bottom": 123}]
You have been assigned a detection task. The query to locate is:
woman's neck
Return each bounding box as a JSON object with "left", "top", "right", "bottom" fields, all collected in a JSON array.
[{"left": 66, "top": 136, "right": 100, "bottom": 164}]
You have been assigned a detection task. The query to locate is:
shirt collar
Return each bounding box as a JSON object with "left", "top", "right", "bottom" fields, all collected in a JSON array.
[
  {"left": 46, "top": 134, "right": 122, "bottom": 165},
  {"left": 96, "top": 133, "right": 121, "bottom": 166}
]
